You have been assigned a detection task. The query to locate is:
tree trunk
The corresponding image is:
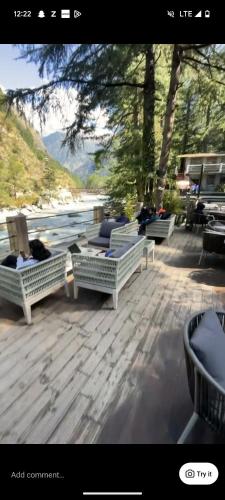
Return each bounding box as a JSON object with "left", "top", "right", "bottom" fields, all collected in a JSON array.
[
  {"left": 136, "top": 175, "right": 145, "bottom": 202},
  {"left": 181, "top": 90, "right": 192, "bottom": 155},
  {"left": 156, "top": 44, "right": 182, "bottom": 208},
  {"left": 202, "top": 100, "right": 211, "bottom": 152},
  {"left": 142, "top": 45, "right": 155, "bottom": 204}
]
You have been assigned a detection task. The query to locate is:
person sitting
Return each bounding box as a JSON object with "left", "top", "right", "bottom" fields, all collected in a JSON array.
[
  {"left": 195, "top": 201, "right": 205, "bottom": 213},
  {"left": 116, "top": 211, "right": 130, "bottom": 224},
  {"left": 138, "top": 207, "right": 160, "bottom": 235},
  {"left": 136, "top": 206, "right": 151, "bottom": 224},
  {"left": 190, "top": 201, "right": 207, "bottom": 229},
  {"left": 157, "top": 207, "right": 166, "bottom": 216},
  {"left": 1, "top": 239, "right": 51, "bottom": 269}
]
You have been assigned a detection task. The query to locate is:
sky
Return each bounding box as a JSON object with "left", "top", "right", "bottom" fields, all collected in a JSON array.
[
  {"left": 0, "top": 44, "right": 108, "bottom": 137},
  {"left": 0, "top": 44, "right": 43, "bottom": 88}
]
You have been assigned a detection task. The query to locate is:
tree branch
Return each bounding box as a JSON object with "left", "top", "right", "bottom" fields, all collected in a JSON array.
[
  {"left": 7, "top": 77, "right": 145, "bottom": 105},
  {"left": 183, "top": 55, "right": 225, "bottom": 73}
]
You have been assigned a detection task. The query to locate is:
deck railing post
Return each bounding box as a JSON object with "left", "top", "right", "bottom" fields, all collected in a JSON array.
[
  {"left": 93, "top": 206, "right": 104, "bottom": 223},
  {"left": 6, "top": 214, "right": 30, "bottom": 255}
]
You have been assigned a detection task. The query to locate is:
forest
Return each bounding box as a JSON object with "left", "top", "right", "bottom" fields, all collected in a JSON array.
[{"left": 5, "top": 44, "right": 225, "bottom": 212}]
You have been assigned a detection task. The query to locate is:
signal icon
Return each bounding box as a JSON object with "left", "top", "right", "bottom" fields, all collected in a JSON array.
[{"left": 195, "top": 10, "right": 202, "bottom": 17}]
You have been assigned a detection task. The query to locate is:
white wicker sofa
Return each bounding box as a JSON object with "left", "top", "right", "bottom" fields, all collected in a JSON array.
[
  {"left": 72, "top": 236, "right": 145, "bottom": 309},
  {"left": 145, "top": 214, "right": 176, "bottom": 241},
  {"left": 0, "top": 249, "right": 68, "bottom": 324},
  {"left": 85, "top": 220, "right": 138, "bottom": 249}
]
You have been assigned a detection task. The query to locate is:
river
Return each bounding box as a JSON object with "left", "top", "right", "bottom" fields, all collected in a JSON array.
[{"left": 0, "top": 195, "right": 107, "bottom": 255}]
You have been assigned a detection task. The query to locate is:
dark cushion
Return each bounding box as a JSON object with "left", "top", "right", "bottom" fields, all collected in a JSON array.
[
  {"left": 128, "top": 236, "right": 141, "bottom": 245},
  {"left": 190, "top": 311, "right": 225, "bottom": 387},
  {"left": 116, "top": 216, "right": 130, "bottom": 223},
  {"left": 212, "top": 223, "right": 225, "bottom": 233},
  {"left": 111, "top": 242, "right": 134, "bottom": 258},
  {"left": 99, "top": 221, "right": 124, "bottom": 238},
  {"left": 199, "top": 310, "right": 224, "bottom": 334},
  {"left": 160, "top": 213, "right": 171, "bottom": 220},
  {"left": 105, "top": 249, "right": 115, "bottom": 257},
  {"left": 88, "top": 237, "right": 110, "bottom": 248}
]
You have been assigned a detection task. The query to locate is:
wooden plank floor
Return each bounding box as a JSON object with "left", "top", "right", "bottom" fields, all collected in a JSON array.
[{"left": 0, "top": 226, "right": 225, "bottom": 444}]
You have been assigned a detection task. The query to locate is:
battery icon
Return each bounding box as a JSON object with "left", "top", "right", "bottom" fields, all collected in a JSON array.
[{"left": 61, "top": 10, "right": 70, "bottom": 18}]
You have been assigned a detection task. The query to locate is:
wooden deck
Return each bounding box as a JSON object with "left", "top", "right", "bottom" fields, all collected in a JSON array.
[{"left": 0, "top": 226, "right": 225, "bottom": 444}]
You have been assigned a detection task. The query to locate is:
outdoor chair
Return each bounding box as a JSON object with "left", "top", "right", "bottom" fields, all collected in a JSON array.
[
  {"left": 85, "top": 220, "right": 138, "bottom": 249},
  {"left": 178, "top": 310, "right": 225, "bottom": 443},
  {"left": 145, "top": 214, "right": 176, "bottom": 242},
  {"left": 110, "top": 232, "right": 155, "bottom": 269},
  {"left": 0, "top": 249, "right": 69, "bottom": 324},
  {"left": 199, "top": 230, "right": 225, "bottom": 264},
  {"left": 207, "top": 219, "right": 225, "bottom": 233},
  {"left": 71, "top": 236, "right": 145, "bottom": 309},
  {"left": 190, "top": 212, "right": 214, "bottom": 233}
]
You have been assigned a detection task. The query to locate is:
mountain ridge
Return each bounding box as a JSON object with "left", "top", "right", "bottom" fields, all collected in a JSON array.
[
  {"left": 43, "top": 131, "right": 107, "bottom": 181},
  {"left": 0, "top": 92, "right": 83, "bottom": 208}
]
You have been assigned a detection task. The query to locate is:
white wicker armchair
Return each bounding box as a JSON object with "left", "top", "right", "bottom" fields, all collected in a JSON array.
[
  {"left": 85, "top": 222, "right": 101, "bottom": 242},
  {"left": 84, "top": 220, "right": 138, "bottom": 245},
  {"left": 145, "top": 214, "right": 176, "bottom": 241},
  {"left": 72, "top": 236, "right": 145, "bottom": 309},
  {"left": 0, "top": 250, "right": 69, "bottom": 324}
]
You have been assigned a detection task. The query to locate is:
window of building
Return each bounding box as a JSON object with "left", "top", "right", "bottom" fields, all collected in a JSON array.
[{"left": 206, "top": 175, "right": 216, "bottom": 186}]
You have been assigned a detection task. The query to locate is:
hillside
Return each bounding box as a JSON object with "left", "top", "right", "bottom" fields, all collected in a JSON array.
[
  {"left": 43, "top": 132, "right": 108, "bottom": 181},
  {"left": 0, "top": 94, "right": 83, "bottom": 208}
]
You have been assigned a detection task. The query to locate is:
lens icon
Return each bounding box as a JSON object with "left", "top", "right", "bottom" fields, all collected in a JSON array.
[{"left": 185, "top": 469, "right": 195, "bottom": 479}]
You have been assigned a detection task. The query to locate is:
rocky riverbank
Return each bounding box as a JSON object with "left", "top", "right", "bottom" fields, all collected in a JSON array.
[{"left": 0, "top": 189, "right": 108, "bottom": 223}]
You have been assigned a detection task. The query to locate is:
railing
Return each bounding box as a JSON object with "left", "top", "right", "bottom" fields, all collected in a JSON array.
[
  {"left": 186, "top": 163, "right": 225, "bottom": 175},
  {"left": 0, "top": 206, "right": 105, "bottom": 259},
  {"left": 69, "top": 188, "right": 106, "bottom": 194}
]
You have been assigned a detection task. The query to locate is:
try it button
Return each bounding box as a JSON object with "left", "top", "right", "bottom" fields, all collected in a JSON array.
[{"left": 179, "top": 463, "right": 219, "bottom": 485}]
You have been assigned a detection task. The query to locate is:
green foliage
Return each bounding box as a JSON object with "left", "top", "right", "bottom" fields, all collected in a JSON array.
[
  {"left": 216, "top": 183, "right": 225, "bottom": 192},
  {"left": 0, "top": 96, "right": 84, "bottom": 208},
  {"left": 12, "top": 115, "right": 35, "bottom": 151},
  {"left": 123, "top": 194, "right": 136, "bottom": 219},
  {"left": 36, "top": 150, "right": 45, "bottom": 161},
  {"left": 86, "top": 173, "right": 107, "bottom": 189},
  {"left": 5, "top": 44, "right": 225, "bottom": 210},
  {"left": 162, "top": 190, "right": 183, "bottom": 213},
  {"left": 43, "top": 160, "right": 56, "bottom": 191},
  {"left": 71, "top": 173, "right": 84, "bottom": 188}
]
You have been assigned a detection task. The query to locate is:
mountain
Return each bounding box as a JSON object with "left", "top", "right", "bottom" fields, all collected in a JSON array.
[
  {"left": 43, "top": 131, "right": 106, "bottom": 181},
  {"left": 0, "top": 91, "right": 83, "bottom": 208}
]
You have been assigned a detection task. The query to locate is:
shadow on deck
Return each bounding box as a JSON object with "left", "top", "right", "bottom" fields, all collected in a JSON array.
[{"left": 0, "top": 226, "right": 225, "bottom": 444}]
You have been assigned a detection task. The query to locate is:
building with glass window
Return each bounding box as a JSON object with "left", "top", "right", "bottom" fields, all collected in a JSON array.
[{"left": 177, "top": 153, "right": 225, "bottom": 192}]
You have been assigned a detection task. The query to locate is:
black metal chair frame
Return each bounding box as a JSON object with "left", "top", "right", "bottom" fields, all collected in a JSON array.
[{"left": 178, "top": 311, "right": 225, "bottom": 444}]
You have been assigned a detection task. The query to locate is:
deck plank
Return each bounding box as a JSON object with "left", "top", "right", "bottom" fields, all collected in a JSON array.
[{"left": 0, "top": 226, "right": 225, "bottom": 444}]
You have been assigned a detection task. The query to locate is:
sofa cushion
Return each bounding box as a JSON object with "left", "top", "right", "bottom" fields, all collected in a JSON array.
[
  {"left": 88, "top": 237, "right": 110, "bottom": 248},
  {"left": 211, "top": 222, "right": 225, "bottom": 233},
  {"left": 199, "top": 309, "right": 224, "bottom": 335},
  {"left": 111, "top": 242, "right": 134, "bottom": 258},
  {"left": 99, "top": 221, "right": 124, "bottom": 238},
  {"left": 105, "top": 249, "right": 115, "bottom": 257},
  {"left": 160, "top": 213, "right": 171, "bottom": 220},
  {"left": 190, "top": 311, "right": 225, "bottom": 387},
  {"left": 129, "top": 236, "right": 142, "bottom": 245}
]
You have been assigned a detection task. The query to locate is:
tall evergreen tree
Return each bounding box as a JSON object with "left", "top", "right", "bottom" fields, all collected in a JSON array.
[{"left": 7, "top": 44, "right": 156, "bottom": 202}]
